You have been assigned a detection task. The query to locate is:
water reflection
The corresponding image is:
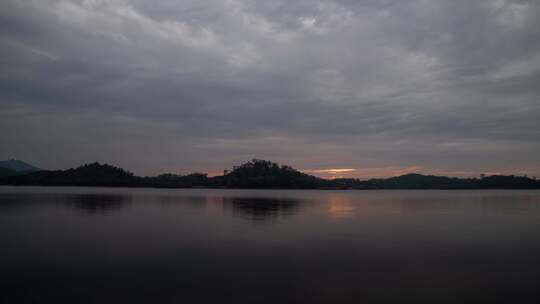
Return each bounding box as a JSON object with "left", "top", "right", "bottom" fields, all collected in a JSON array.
[
  {"left": 158, "top": 195, "right": 207, "bottom": 209},
  {"left": 1, "top": 188, "right": 540, "bottom": 304},
  {"left": 396, "top": 191, "right": 540, "bottom": 215},
  {"left": 63, "top": 194, "right": 132, "bottom": 215},
  {"left": 0, "top": 194, "right": 36, "bottom": 214},
  {"left": 224, "top": 197, "right": 301, "bottom": 222},
  {"left": 328, "top": 197, "right": 356, "bottom": 218},
  {"left": 480, "top": 193, "right": 540, "bottom": 214}
]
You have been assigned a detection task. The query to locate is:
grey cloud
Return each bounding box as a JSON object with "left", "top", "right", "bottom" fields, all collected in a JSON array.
[{"left": 0, "top": 0, "right": 539, "bottom": 176}]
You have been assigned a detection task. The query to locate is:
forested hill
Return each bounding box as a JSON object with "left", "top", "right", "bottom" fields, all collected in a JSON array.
[
  {"left": 1, "top": 159, "right": 539, "bottom": 189},
  {"left": 219, "top": 159, "right": 327, "bottom": 188},
  {"left": 0, "top": 163, "right": 142, "bottom": 187},
  {"left": 0, "top": 167, "right": 18, "bottom": 178}
]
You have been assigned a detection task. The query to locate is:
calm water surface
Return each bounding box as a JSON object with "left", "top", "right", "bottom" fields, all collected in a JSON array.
[{"left": 1, "top": 187, "right": 540, "bottom": 303}]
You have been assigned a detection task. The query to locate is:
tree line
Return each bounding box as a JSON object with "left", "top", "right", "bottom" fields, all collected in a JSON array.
[{"left": 1, "top": 159, "right": 539, "bottom": 189}]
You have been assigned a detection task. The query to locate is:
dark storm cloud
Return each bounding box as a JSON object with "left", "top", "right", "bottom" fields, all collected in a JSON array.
[{"left": 1, "top": 0, "right": 539, "bottom": 176}]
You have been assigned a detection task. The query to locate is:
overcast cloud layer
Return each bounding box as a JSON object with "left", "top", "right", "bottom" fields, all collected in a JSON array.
[{"left": 1, "top": 0, "right": 539, "bottom": 177}]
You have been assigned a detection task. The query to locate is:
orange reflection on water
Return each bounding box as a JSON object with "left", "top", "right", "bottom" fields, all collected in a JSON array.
[
  {"left": 328, "top": 197, "right": 356, "bottom": 218},
  {"left": 205, "top": 196, "right": 224, "bottom": 215},
  {"left": 326, "top": 194, "right": 409, "bottom": 219}
]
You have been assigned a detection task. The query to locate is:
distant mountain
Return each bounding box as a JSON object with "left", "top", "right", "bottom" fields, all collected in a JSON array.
[
  {"left": 1, "top": 163, "right": 141, "bottom": 187},
  {"left": 0, "top": 159, "right": 539, "bottom": 189},
  {"left": 0, "top": 159, "right": 41, "bottom": 172},
  {"left": 367, "top": 173, "right": 540, "bottom": 189}
]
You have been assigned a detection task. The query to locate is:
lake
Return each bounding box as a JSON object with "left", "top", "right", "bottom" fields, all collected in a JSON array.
[{"left": 1, "top": 187, "right": 540, "bottom": 303}]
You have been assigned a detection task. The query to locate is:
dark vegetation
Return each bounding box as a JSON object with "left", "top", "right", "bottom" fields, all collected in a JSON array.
[
  {"left": 1, "top": 163, "right": 142, "bottom": 187},
  {"left": 1, "top": 159, "right": 539, "bottom": 189},
  {"left": 0, "top": 167, "right": 18, "bottom": 178}
]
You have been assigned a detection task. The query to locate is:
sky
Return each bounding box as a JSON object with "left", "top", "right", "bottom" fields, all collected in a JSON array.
[{"left": 1, "top": 0, "right": 539, "bottom": 178}]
